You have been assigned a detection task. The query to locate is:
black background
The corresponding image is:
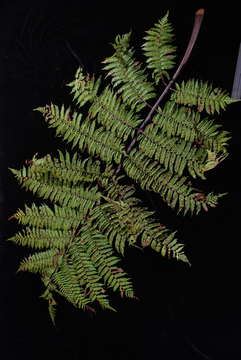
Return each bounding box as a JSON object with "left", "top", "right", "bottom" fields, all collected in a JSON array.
[{"left": 1, "top": 1, "right": 241, "bottom": 359}]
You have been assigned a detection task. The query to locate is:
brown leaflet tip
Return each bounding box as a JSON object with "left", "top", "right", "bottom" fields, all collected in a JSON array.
[
  {"left": 196, "top": 8, "right": 205, "bottom": 15},
  {"left": 8, "top": 215, "right": 15, "bottom": 220}
]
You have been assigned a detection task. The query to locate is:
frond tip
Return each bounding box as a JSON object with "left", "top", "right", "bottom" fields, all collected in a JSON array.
[{"left": 142, "top": 12, "right": 176, "bottom": 83}]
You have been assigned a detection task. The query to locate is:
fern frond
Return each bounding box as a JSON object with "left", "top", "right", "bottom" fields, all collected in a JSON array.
[
  {"left": 142, "top": 12, "right": 176, "bottom": 83},
  {"left": 52, "top": 259, "right": 92, "bottom": 309},
  {"left": 201, "top": 149, "right": 228, "bottom": 172},
  {"left": 9, "top": 227, "right": 73, "bottom": 250},
  {"left": 67, "top": 69, "right": 142, "bottom": 141},
  {"left": 141, "top": 227, "right": 189, "bottom": 264},
  {"left": 104, "top": 179, "right": 139, "bottom": 205},
  {"left": 18, "top": 248, "right": 63, "bottom": 273},
  {"left": 93, "top": 181, "right": 151, "bottom": 254},
  {"left": 24, "top": 151, "right": 114, "bottom": 186},
  {"left": 68, "top": 240, "right": 115, "bottom": 310},
  {"left": 91, "top": 201, "right": 143, "bottom": 255},
  {"left": 67, "top": 67, "right": 101, "bottom": 108},
  {"left": 81, "top": 227, "right": 134, "bottom": 298},
  {"left": 102, "top": 32, "right": 156, "bottom": 111},
  {"left": 88, "top": 86, "right": 142, "bottom": 141},
  {"left": 10, "top": 166, "right": 101, "bottom": 211},
  {"left": 9, "top": 12, "right": 234, "bottom": 317},
  {"left": 201, "top": 128, "right": 230, "bottom": 154},
  {"left": 35, "top": 104, "right": 125, "bottom": 164},
  {"left": 154, "top": 101, "right": 203, "bottom": 141},
  {"left": 11, "top": 203, "right": 83, "bottom": 231},
  {"left": 40, "top": 288, "right": 57, "bottom": 325},
  {"left": 91, "top": 200, "right": 188, "bottom": 262},
  {"left": 138, "top": 125, "right": 207, "bottom": 179},
  {"left": 171, "top": 79, "right": 238, "bottom": 114},
  {"left": 123, "top": 149, "right": 223, "bottom": 215},
  {"left": 89, "top": 182, "right": 189, "bottom": 263},
  {"left": 154, "top": 101, "right": 231, "bottom": 153}
]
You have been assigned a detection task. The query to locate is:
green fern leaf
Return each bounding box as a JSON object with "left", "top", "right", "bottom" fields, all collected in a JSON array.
[
  {"left": 67, "top": 67, "right": 101, "bottom": 108},
  {"left": 171, "top": 79, "right": 239, "bottom": 114},
  {"left": 123, "top": 149, "right": 223, "bottom": 215},
  {"left": 91, "top": 183, "right": 189, "bottom": 263},
  {"left": 18, "top": 248, "right": 63, "bottom": 273},
  {"left": 83, "top": 227, "right": 134, "bottom": 298},
  {"left": 10, "top": 165, "right": 101, "bottom": 210},
  {"left": 154, "top": 101, "right": 231, "bottom": 153},
  {"left": 138, "top": 124, "right": 207, "bottom": 178},
  {"left": 24, "top": 151, "right": 114, "bottom": 186},
  {"left": 102, "top": 32, "right": 156, "bottom": 111},
  {"left": 11, "top": 203, "right": 84, "bottom": 231},
  {"left": 142, "top": 12, "right": 176, "bottom": 83},
  {"left": 35, "top": 104, "right": 125, "bottom": 164},
  {"left": 89, "top": 86, "right": 142, "bottom": 141},
  {"left": 40, "top": 288, "right": 57, "bottom": 325},
  {"left": 9, "top": 227, "right": 74, "bottom": 250},
  {"left": 52, "top": 259, "right": 92, "bottom": 309},
  {"left": 67, "top": 69, "right": 142, "bottom": 141}
]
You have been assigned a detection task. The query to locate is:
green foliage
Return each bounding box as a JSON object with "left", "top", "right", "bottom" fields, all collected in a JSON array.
[
  {"left": 9, "top": 11, "right": 236, "bottom": 322},
  {"left": 142, "top": 11, "right": 176, "bottom": 83},
  {"left": 171, "top": 79, "right": 238, "bottom": 114},
  {"left": 153, "top": 101, "right": 231, "bottom": 153},
  {"left": 102, "top": 32, "right": 156, "bottom": 111}
]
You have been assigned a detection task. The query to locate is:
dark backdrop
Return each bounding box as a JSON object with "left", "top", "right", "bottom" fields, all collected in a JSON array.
[{"left": 1, "top": 1, "right": 241, "bottom": 359}]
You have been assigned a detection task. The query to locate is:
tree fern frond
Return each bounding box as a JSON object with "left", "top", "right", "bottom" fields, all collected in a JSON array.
[
  {"left": 9, "top": 12, "right": 235, "bottom": 317},
  {"left": 191, "top": 191, "right": 227, "bottom": 212},
  {"left": 18, "top": 248, "right": 63, "bottom": 273},
  {"left": 35, "top": 104, "right": 125, "bottom": 164},
  {"left": 81, "top": 227, "right": 134, "bottom": 298},
  {"left": 201, "top": 129, "right": 230, "bottom": 154},
  {"left": 123, "top": 148, "right": 183, "bottom": 193},
  {"left": 9, "top": 227, "right": 73, "bottom": 250},
  {"left": 154, "top": 101, "right": 202, "bottom": 141},
  {"left": 10, "top": 165, "right": 101, "bottom": 210},
  {"left": 142, "top": 12, "right": 176, "bottom": 84},
  {"left": 123, "top": 149, "right": 223, "bottom": 215},
  {"left": 171, "top": 79, "right": 239, "bottom": 114},
  {"left": 141, "top": 227, "right": 189, "bottom": 264},
  {"left": 138, "top": 125, "right": 207, "bottom": 179},
  {"left": 160, "top": 231, "right": 189, "bottom": 263},
  {"left": 89, "top": 184, "right": 189, "bottom": 263},
  {"left": 67, "top": 68, "right": 142, "bottom": 141},
  {"left": 154, "top": 101, "right": 231, "bottom": 153},
  {"left": 201, "top": 149, "right": 228, "bottom": 172},
  {"left": 52, "top": 259, "right": 92, "bottom": 309},
  {"left": 88, "top": 86, "right": 142, "bottom": 141},
  {"left": 11, "top": 203, "right": 84, "bottom": 230},
  {"left": 24, "top": 151, "right": 114, "bottom": 186},
  {"left": 66, "top": 67, "right": 102, "bottom": 108},
  {"left": 102, "top": 32, "right": 156, "bottom": 111},
  {"left": 90, "top": 200, "right": 143, "bottom": 255},
  {"left": 40, "top": 288, "right": 57, "bottom": 325},
  {"left": 104, "top": 178, "right": 140, "bottom": 206},
  {"left": 68, "top": 238, "right": 116, "bottom": 310}
]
